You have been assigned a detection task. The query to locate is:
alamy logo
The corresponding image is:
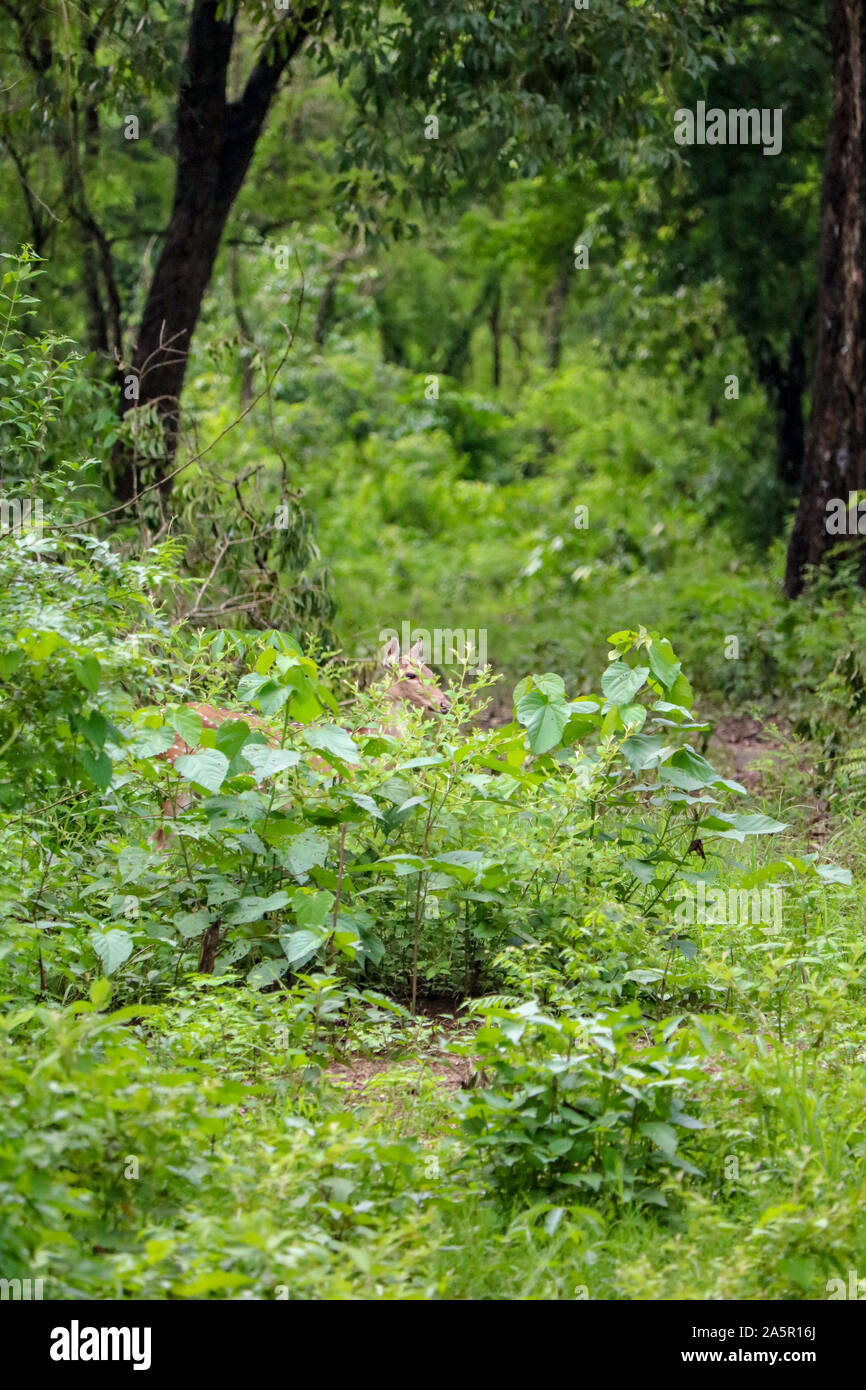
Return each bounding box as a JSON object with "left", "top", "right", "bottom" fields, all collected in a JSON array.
[
  {"left": 0, "top": 1277, "right": 44, "bottom": 1299},
  {"left": 378, "top": 621, "right": 487, "bottom": 669},
  {"left": 0, "top": 495, "right": 43, "bottom": 537},
  {"left": 674, "top": 102, "right": 783, "bottom": 157},
  {"left": 49, "top": 1320, "right": 152, "bottom": 1372},
  {"left": 675, "top": 883, "right": 782, "bottom": 931},
  {"left": 825, "top": 493, "right": 866, "bottom": 534},
  {"left": 827, "top": 1270, "right": 866, "bottom": 1299}
]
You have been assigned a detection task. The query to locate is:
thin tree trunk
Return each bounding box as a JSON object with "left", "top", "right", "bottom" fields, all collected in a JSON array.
[
  {"left": 489, "top": 280, "right": 502, "bottom": 387},
  {"left": 545, "top": 249, "right": 572, "bottom": 370},
  {"left": 313, "top": 250, "right": 357, "bottom": 348},
  {"left": 229, "top": 245, "right": 255, "bottom": 406},
  {"left": 111, "top": 2, "right": 317, "bottom": 503},
  {"left": 786, "top": 0, "right": 866, "bottom": 596},
  {"left": 442, "top": 271, "right": 500, "bottom": 379}
]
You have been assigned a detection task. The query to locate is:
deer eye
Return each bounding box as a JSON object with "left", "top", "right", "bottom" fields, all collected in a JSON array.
[{"left": 406, "top": 672, "right": 419, "bottom": 680}]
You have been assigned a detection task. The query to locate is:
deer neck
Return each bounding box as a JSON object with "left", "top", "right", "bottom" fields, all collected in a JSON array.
[{"left": 379, "top": 689, "right": 410, "bottom": 739}]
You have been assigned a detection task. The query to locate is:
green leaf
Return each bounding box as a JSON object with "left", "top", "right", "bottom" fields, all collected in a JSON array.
[
  {"left": 90, "top": 928, "right": 133, "bottom": 975},
  {"left": 601, "top": 662, "right": 649, "bottom": 705},
  {"left": 618, "top": 703, "right": 647, "bottom": 732},
  {"left": 227, "top": 892, "right": 290, "bottom": 924},
  {"left": 303, "top": 724, "right": 360, "bottom": 764},
  {"left": 669, "top": 672, "right": 694, "bottom": 709},
  {"left": 639, "top": 1121, "right": 678, "bottom": 1159},
  {"left": 294, "top": 889, "right": 334, "bottom": 929},
  {"left": 168, "top": 705, "right": 203, "bottom": 749},
  {"left": 621, "top": 733, "right": 665, "bottom": 774},
  {"left": 660, "top": 747, "right": 741, "bottom": 792},
  {"left": 241, "top": 745, "right": 301, "bottom": 781},
  {"left": 237, "top": 673, "right": 291, "bottom": 717},
  {"left": 247, "top": 959, "right": 287, "bottom": 990},
  {"left": 212, "top": 720, "right": 254, "bottom": 761},
  {"left": 174, "top": 748, "right": 230, "bottom": 794},
  {"left": 89, "top": 976, "right": 112, "bottom": 1009},
  {"left": 816, "top": 863, "right": 852, "bottom": 885},
  {"left": 285, "top": 829, "right": 329, "bottom": 876},
  {"left": 516, "top": 683, "right": 571, "bottom": 755},
  {"left": 71, "top": 654, "right": 101, "bottom": 694},
  {"left": 174, "top": 910, "right": 212, "bottom": 939},
  {"left": 703, "top": 812, "right": 787, "bottom": 839},
  {"left": 130, "top": 726, "right": 176, "bottom": 758},
  {"left": 280, "top": 927, "right": 329, "bottom": 968},
  {"left": 346, "top": 792, "right": 384, "bottom": 819},
  {"left": 647, "top": 641, "right": 681, "bottom": 691},
  {"left": 118, "top": 847, "right": 152, "bottom": 884},
  {"left": 80, "top": 747, "right": 113, "bottom": 789}
]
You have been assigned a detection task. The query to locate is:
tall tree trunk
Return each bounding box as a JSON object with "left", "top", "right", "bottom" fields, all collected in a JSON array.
[
  {"left": 785, "top": 0, "right": 866, "bottom": 596},
  {"left": 112, "top": 2, "right": 317, "bottom": 503},
  {"left": 758, "top": 334, "right": 807, "bottom": 489}
]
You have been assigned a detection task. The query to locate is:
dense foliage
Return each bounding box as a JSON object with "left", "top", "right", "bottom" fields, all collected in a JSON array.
[{"left": 3, "top": 0, "right": 866, "bottom": 1306}]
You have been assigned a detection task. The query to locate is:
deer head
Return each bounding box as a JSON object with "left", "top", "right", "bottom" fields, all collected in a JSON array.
[{"left": 381, "top": 636, "right": 451, "bottom": 716}]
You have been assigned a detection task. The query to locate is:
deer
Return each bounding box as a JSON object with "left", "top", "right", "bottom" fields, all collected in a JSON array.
[{"left": 150, "top": 636, "right": 450, "bottom": 845}]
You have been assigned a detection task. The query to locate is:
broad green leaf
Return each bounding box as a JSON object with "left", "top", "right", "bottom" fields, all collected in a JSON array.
[
  {"left": 89, "top": 976, "right": 112, "bottom": 1009},
  {"left": 639, "top": 1121, "right": 679, "bottom": 1159},
  {"left": 241, "top": 745, "right": 301, "bottom": 781},
  {"left": 72, "top": 654, "right": 101, "bottom": 694},
  {"left": 80, "top": 747, "right": 113, "bottom": 789},
  {"left": 621, "top": 733, "right": 665, "bottom": 774},
  {"left": 303, "top": 724, "right": 360, "bottom": 764},
  {"left": 619, "top": 703, "right": 647, "bottom": 732},
  {"left": 212, "top": 720, "right": 255, "bottom": 761},
  {"left": 601, "top": 662, "right": 649, "bottom": 705},
  {"left": 247, "top": 960, "right": 287, "bottom": 990},
  {"left": 174, "top": 910, "right": 212, "bottom": 938},
  {"left": 516, "top": 685, "right": 571, "bottom": 755},
  {"left": 129, "top": 726, "right": 176, "bottom": 758},
  {"left": 168, "top": 705, "right": 203, "bottom": 749},
  {"left": 280, "top": 927, "right": 329, "bottom": 968},
  {"left": 285, "top": 829, "right": 329, "bottom": 876},
  {"left": 816, "top": 863, "right": 852, "bottom": 885},
  {"left": 227, "top": 891, "right": 291, "bottom": 924},
  {"left": 90, "top": 928, "right": 133, "bottom": 975},
  {"left": 346, "top": 792, "right": 384, "bottom": 819},
  {"left": 174, "top": 748, "right": 230, "bottom": 794},
  {"left": 647, "top": 641, "right": 681, "bottom": 691},
  {"left": 704, "top": 812, "right": 787, "bottom": 838},
  {"left": 293, "top": 889, "right": 334, "bottom": 929},
  {"left": 118, "top": 847, "right": 152, "bottom": 884}
]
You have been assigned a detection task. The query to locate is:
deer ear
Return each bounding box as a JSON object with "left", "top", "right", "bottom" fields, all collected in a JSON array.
[
  {"left": 407, "top": 639, "right": 425, "bottom": 662},
  {"left": 383, "top": 636, "right": 400, "bottom": 666}
]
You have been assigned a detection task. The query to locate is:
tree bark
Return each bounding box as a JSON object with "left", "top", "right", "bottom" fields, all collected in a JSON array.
[
  {"left": 785, "top": 0, "right": 866, "bottom": 596},
  {"left": 758, "top": 334, "right": 807, "bottom": 489},
  {"left": 112, "top": 2, "right": 317, "bottom": 503}
]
